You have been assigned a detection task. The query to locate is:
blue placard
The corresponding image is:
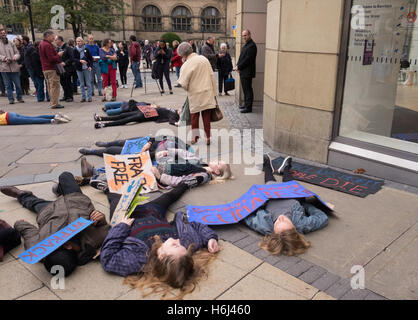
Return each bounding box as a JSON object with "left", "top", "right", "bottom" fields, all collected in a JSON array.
[
  {"left": 121, "top": 137, "right": 150, "bottom": 155},
  {"left": 186, "top": 181, "right": 332, "bottom": 225},
  {"left": 18, "top": 217, "right": 94, "bottom": 264}
]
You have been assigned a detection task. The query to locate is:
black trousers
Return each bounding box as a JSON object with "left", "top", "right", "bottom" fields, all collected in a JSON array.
[
  {"left": 240, "top": 76, "right": 253, "bottom": 110},
  {"left": 107, "top": 183, "right": 188, "bottom": 221},
  {"left": 157, "top": 65, "right": 172, "bottom": 91},
  {"left": 0, "top": 74, "right": 5, "bottom": 93},
  {"left": 87, "top": 146, "right": 123, "bottom": 157},
  {"left": 119, "top": 65, "right": 128, "bottom": 85},
  {"left": 60, "top": 72, "right": 74, "bottom": 99},
  {"left": 218, "top": 73, "right": 229, "bottom": 94},
  {"left": 102, "top": 111, "right": 158, "bottom": 127},
  {"left": 18, "top": 172, "right": 82, "bottom": 214}
]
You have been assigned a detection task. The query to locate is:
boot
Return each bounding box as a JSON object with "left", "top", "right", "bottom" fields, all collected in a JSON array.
[
  {"left": 81, "top": 156, "right": 95, "bottom": 178},
  {"left": 0, "top": 186, "right": 32, "bottom": 198}
]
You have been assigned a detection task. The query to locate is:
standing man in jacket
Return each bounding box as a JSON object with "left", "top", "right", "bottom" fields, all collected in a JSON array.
[
  {"left": 0, "top": 28, "right": 24, "bottom": 104},
  {"left": 38, "top": 30, "right": 63, "bottom": 109},
  {"left": 235, "top": 29, "right": 257, "bottom": 113},
  {"left": 201, "top": 36, "right": 224, "bottom": 71},
  {"left": 129, "top": 35, "right": 143, "bottom": 88},
  {"left": 55, "top": 36, "right": 74, "bottom": 103}
]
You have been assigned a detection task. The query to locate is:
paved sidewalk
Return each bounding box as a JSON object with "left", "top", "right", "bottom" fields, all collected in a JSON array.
[{"left": 0, "top": 70, "right": 417, "bottom": 300}]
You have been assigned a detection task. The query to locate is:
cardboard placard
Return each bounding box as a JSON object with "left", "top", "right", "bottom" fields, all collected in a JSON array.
[{"left": 121, "top": 137, "right": 150, "bottom": 155}]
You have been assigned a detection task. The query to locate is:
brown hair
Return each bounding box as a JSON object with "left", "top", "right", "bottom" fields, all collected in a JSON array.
[
  {"left": 124, "top": 235, "right": 217, "bottom": 300},
  {"left": 259, "top": 228, "right": 311, "bottom": 256}
]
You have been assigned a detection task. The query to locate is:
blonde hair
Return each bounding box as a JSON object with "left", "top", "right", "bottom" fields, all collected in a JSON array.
[
  {"left": 124, "top": 235, "right": 217, "bottom": 300},
  {"left": 208, "top": 163, "right": 234, "bottom": 185},
  {"left": 259, "top": 228, "right": 311, "bottom": 256},
  {"left": 76, "top": 37, "right": 84, "bottom": 43}
]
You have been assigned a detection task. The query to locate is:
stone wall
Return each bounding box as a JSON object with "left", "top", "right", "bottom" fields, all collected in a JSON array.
[{"left": 263, "top": 0, "right": 344, "bottom": 163}]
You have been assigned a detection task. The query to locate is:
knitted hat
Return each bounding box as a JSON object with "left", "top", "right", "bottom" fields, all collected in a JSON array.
[{"left": 43, "top": 249, "right": 78, "bottom": 277}]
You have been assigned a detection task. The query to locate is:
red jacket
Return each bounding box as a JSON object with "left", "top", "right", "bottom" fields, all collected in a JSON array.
[
  {"left": 38, "top": 39, "right": 60, "bottom": 71},
  {"left": 129, "top": 42, "right": 141, "bottom": 62},
  {"left": 171, "top": 47, "right": 183, "bottom": 68}
]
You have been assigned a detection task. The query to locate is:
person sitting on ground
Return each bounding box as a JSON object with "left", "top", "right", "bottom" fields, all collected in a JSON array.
[
  {"left": 0, "top": 172, "right": 111, "bottom": 277},
  {"left": 243, "top": 155, "right": 329, "bottom": 256},
  {"left": 93, "top": 105, "right": 180, "bottom": 129},
  {"left": 100, "top": 182, "right": 220, "bottom": 299},
  {"left": 78, "top": 135, "right": 191, "bottom": 158},
  {"left": 0, "top": 219, "right": 21, "bottom": 262},
  {"left": 0, "top": 109, "right": 71, "bottom": 125},
  {"left": 101, "top": 99, "right": 152, "bottom": 117}
]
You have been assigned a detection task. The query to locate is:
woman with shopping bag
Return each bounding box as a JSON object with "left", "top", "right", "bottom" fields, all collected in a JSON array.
[{"left": 177, "top": 42, "right": 220, "bottom": 146}]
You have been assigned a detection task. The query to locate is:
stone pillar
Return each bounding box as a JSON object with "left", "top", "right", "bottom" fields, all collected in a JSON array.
[
  {"left": 235, "top": 0, "right": 267, "bottom": 108},
  {"left": 263, "top": 0, "right": 344, "bottom": 163}
]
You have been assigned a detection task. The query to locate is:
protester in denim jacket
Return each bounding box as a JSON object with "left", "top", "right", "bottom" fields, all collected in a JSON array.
[{"left": 243, "top": 155, "right": 329, "bottom": 256}]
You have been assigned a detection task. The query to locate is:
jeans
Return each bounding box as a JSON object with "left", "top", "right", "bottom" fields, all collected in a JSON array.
[
  {"left": 131, "top": 61, "right": 143, "bottom": 87},
  {"left": 26, "top": 67, "right": 36, "bottom": 91},
  {"left": 104, "top": 101, "right": 123, "bottom": 116},
  {"left": 77, "top": 68, "right": 92, "bottom": 100},
  {"left": 33, "top": 76, "right": 49, "bottom": 102},
  {"left": 7, "top": 112, "right": 55, "bottom": 125},
  {"left": 91, "top": 61, "right": 103, "bottom": 94},
  {"left": 175, "top": 66, "right": 180, "bottom": 79},
  {"left": 18, "top": 172, "right": 81, "bottom": 214},
  {"left": 1, "top": 72, "right": 23, "bottom": 102}
]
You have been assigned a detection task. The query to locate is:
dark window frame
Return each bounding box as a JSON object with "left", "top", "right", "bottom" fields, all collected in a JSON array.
[
  {"left": 141, "top": 5, "right": 162, "bottom": 32},
  {"left": 201, "top": 7, "right": 221, "bottom": 33}
]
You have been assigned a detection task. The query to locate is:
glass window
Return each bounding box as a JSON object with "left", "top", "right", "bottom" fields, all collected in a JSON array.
[
  {"left": 172, "top": 6, "right": 191, "bottom": 32},
  {"left": 201, "top": 7, "right": 221, "bottom": 33},
  {"left": 339, "top": 0, "right": 418, "bottom": 154},
  {"left": 142, "top": 5, "right": 162, "bottom": 32}
]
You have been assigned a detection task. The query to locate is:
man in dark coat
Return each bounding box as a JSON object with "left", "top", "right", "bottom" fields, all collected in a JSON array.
[
  {"left": 55, "top": 36, "right": 75, "bottom": 102},
  {"left": 201, "top": 37, "right": 224, "bottom": 71},
  {"left": 235, "top": 29, "right": 257, "bottom": 113}
]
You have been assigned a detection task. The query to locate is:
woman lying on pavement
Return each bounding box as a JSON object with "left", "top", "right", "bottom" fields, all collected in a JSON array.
[
  {"left": 0, "top": 109, "right": 71, "bottom": 125},
  {"left": 78, "top": 135, "right": 191, "bottom": 158},
  {"left": 99, "top": 181, "right": 220, "bottom": 299},
  {"left": 151, "top": 149, "right": 234, "bottom": 188},
  {"left": 243, "top": 155, "right": 329, "bottom": 256},
  {"left": 93, "top": 105, "right": 180, "bottom": 129},
  {"left": 0, "top": 172, "right": 110, "bottom": 277}
]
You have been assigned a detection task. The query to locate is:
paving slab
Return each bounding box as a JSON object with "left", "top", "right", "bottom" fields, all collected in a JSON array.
[
  {"left": 17, "top": 286, "right": 60, "bottom": 300},
  {"left": 217, "top": 241, "right": 262, "bottom": 273},
  {"left": 312, "top": 291, "right": 336, "bottom": 300},
  {"left": 17, "top": 147, "right": 81, "bottom": 164},
  {"left": 0, "top": 260, "right": 43, "bottom": 299},
  {"left": 251, "top": 263, "right": 319, "bottom": 299},
  {"left": 364, "top": 222, "right": 418, "bottom": 300},
  {"left": 217, "top": 274, "right": 308, "bottom": 300}
]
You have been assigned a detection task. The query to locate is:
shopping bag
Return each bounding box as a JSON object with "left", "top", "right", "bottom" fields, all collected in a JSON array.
[{"left": 224, "top": 74, "right": 235, "bottom": 92}]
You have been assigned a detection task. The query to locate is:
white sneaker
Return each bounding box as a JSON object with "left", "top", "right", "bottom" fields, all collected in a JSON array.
[
  {"left": 57, "top": 112, "right": 71, "bottom": 121},
  {"left": 54, "top": 115, "right": 69, "bottom": 123}
]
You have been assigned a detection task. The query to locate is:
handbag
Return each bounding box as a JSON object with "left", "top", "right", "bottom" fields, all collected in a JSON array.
[
  {"left": 179, "top": 97, "right": 191, "bottom": 126},
  {"left": 210, "top": 97, "right": 224, "bottom": 122},
  {"left": 224, "top": 73, "right": 235, "bottom": 92},
  {"left": 55, "top": 63, "right": 65, "bottom": 75}
]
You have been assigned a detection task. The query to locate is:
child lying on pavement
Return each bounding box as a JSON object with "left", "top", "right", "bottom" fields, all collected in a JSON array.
[
  {"left": 0, "top": 109, "right": 71, "bottom": 125},
  {"left": 243, "top": 155, "right": 329, "bottom": 256},
  {"left": 100, "top": 182, "right": 220, "bottom": 299}
]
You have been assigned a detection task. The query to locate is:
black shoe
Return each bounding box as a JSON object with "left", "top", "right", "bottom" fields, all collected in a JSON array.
[
  {"left": 59, "top": 98, "right": 66, "bottom": 102},
  {"left": 18, "top": 99, "right": 24, "bottom": 103},
  {"left": 263, "top": 154, "right": 276, "bottom": 174},
  {"left": 278, "top": 156, "right": 292, "bottom": 174},
  {"left": 90, "top": 179, "right": 108, "bottom": 191},
  {"left": 239, "top": 105, "right": 246, "bottom": 109},
  {"left": 240, "top": 108, "right": 252, "bottom": 113},
  {"left": 9, "top": 100, "right": 14, "bottom": 104},
  {"left": 0, "top": 186, "right": 32, "bottom": 198},
  {"left": 80, "top": 99, "right": 86, "bottom": 103},
  {"left": 66, "top": 98, "right": 73, "bottom": 102}
]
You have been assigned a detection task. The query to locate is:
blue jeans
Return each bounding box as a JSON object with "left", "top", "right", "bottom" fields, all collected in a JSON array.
[
  {"left": 91, "top": 61, "right": 103, "bottom": 94},
  {"left": 7, "top": 112, "right": 55, "bottom": 125},
  {"left": 131, "top": 62, "right": 143, "bottom": 87},
  {"left": 33, "top": 76, "right": 49, "bottom": 102},
  {"left": 104, "top": 101, "right": 123, "bottom": 116},
  {"left": 77, "top": 68, "right": 92, "bottom": 99},
  {"left": 1, "top": 72, "right": 23, "bottom": 102},
  {"left": 175, "top": 66, "right": 180, "bottom": 79}
]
